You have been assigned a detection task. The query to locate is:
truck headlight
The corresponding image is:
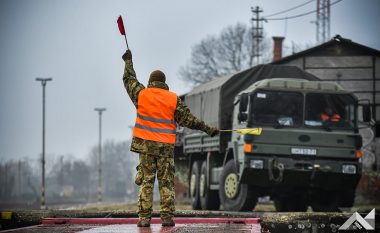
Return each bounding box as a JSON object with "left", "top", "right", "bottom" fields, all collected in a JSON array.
[
  {"left": 342, "top": 165, "right": 356, "bottom": 174},
  {"left": 250, "top": 160, "right": 264, "bottom": 169}
]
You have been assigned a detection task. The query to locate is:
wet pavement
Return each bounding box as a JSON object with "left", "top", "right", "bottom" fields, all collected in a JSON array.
[
  {"left": 1, "top": 224, "right": 261, "bottom": 233},
  {"left": 78, "top": 223, "right": 260, "bottom": 233},
  {"left": 1, "top": 217, "right": 261, "bottom": 233},
  {"left": 1, "top": 209, "right": 378, "bottom": 233}
]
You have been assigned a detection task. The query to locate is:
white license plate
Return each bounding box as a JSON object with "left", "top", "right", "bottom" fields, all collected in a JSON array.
[{"left": 291, "top": 148, "right": 317, "bottom": 155}]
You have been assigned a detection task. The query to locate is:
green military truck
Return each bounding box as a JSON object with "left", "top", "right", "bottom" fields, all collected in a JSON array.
[{"left": 179, "top": 65, "right": 369, "bottom": 212}]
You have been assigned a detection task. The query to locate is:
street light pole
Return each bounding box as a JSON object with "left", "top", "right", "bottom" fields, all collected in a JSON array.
[
  {"left": 35, "top": 77, "right": 52, "bottom": 210},
  {"left": 94, "top": 107, "right": 106, "bottom": 202}
]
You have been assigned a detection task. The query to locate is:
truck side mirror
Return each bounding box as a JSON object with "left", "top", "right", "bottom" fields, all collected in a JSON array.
[
  {"left": 238, "top": 93, "right": 249, "bottom": 123},
  {"left": 362, "top": 104, "right": 371, "bottom": 122},
  {"left": 239, "top": 93, "right": 248, "bottom": 112},
  {"left": 238, "top": 112, "right": 248, "bottom": 122},
  {"left": 376, "top": 122, "right": 380, "bottom": 138}
]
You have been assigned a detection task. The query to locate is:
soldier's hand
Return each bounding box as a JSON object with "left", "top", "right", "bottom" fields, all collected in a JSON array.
[
  {"left": 122, "top": 49, "right": 132, "bottom": 61},
  {"left": 135, "top": 165, "right": 143, "bottom": 186},
  {"left": 206, "top": 126, "right": 219, "bottom": 137}
]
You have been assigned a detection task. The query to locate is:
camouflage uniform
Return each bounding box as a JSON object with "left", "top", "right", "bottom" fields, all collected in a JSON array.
[{"left": 123, "top": 54, "right": 214, "bottom": 220}]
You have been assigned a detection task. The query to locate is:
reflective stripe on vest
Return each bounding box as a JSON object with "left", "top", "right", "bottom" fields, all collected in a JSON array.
[
  {"left": 136, "top": 113, "right": 175, "bottom": 124},
  {"left": 135, "top": 123, "right": 176, "bottom": 134},
  {"left": 133, "top": 87, "right": 177, "bottom": 144}
]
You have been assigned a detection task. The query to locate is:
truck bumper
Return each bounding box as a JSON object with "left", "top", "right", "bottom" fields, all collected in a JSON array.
[{"left": 240, "top": 155, "right": 361, "bottom": 190}]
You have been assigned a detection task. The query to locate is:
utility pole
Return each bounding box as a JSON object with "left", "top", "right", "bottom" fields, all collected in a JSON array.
[
  {"left": 251, "top": 6, "right": 264, "bottom": 65},
  {"left": 18, "top": 160, "right": 22, "bottom": 197},
  {"left": 59, "top": 156, "right": 64, "bottom": 188},
  {"left": 94, "top": 108, "right": 106, "bottom": 202},
  {"left": 35, "top": 77, "right": 52, "bottom": 210},
  {"left": 316, "top": 0, "right": 330, "bottom": 43}
]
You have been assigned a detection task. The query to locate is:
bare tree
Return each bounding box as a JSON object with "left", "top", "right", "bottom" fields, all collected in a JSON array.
[
  {"left": 88, "top": 139, "right": 138, "bottom": 201},
  {"left": 283, "top": 40, "right": 316, "bottom": 57},
  {"left": 0, "top": 159, "right": 39, "bottom": 208},
  {"left": 45, "top": 155, "right": 91, "bottom": 201},
  {"left": 179, "top": 23, "right": 271, "bottom": 85}
]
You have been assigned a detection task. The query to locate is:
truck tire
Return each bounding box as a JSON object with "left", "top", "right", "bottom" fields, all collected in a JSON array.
[
  {"left": 311, "top": 189, "right": 355, "bottom": 212},
  {"left": 310, "top": 190, "right": 339, "bottom": 212},
  {"left": 274, "top": 196, "right": 308, "bottom": 212},
  {"left": 219, "top": 160, "right": 257, "bottom": 211},
  {"left": 200, "top": 161, "right": 220, "bottom": 210},
  {"left": 338, "top": 189, "right": 355, "bottom": 208},
  {"left": 190, "top": 161, "right": 202, "bottom": 210}
]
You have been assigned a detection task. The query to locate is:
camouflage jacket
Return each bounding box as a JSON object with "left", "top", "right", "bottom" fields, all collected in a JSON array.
[{"left": 123, "top": 57, "right": 211, "bottom": 157}]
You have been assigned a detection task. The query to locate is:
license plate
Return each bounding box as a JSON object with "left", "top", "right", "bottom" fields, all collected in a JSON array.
[{"left": 291, "top": 148, "right": 317, "bottom": 155}]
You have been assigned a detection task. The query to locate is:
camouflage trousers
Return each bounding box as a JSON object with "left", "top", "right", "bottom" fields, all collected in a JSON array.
[{"left": 136, "top": 153, "right": 175, "bottom": 220}]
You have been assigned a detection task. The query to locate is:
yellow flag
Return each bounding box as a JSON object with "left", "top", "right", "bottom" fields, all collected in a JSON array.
[
  {"left": 236, "top": 128, "right": 262, "bottom": 135},
  {"left": 219, "top": 128, "right": 263, "bottom": 135}
]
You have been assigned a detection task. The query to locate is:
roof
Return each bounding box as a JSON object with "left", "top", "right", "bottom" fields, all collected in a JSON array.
[
  {"left": 186, "top": 75, "right": 231, "bottom": 96},
  {"left": 187, "top": 64, "right": 320, "bottom": 97},
  {"left": 272, "top": 35, "right": 380, "bottom": 64},
  {"left": 243, "top": 78, "right": 346, "bottom": 94}
]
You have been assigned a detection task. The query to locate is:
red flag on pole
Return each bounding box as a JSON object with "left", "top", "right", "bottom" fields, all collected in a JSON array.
[
  {"left": 117, "top": 15, "right": 129, "bottom": 49},
  {"left": 117, "top": 15, "right": 126, "bottom": 35}
]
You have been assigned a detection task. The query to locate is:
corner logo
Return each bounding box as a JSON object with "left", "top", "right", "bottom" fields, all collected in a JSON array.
[{"left": 339, "top": 208, "right": 375, "bottom": 231}]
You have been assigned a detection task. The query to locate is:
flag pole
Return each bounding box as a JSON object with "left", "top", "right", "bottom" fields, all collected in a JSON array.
[{"left": 124, "top": 34, "right": 129, "bottom": 50}]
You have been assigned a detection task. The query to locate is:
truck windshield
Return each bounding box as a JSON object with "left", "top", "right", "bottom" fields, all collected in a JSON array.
[
  {"left": 250, "top": 90, "right": 303, "bottom": 127},
  {"left": 305, "top": 93, "right": 356, "bottom": 129}
]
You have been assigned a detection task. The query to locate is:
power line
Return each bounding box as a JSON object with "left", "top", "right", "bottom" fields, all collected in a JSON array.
[
  {"left": 264, "top": 0, "right": 342, "bottom": 21},
  {"left": 264, "top": 0, "right": 315, "bottom": 18}
]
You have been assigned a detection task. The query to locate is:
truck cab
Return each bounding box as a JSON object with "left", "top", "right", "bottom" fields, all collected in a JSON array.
[{"left": 228, "top": 78, "right": 362, "bottom": 211}]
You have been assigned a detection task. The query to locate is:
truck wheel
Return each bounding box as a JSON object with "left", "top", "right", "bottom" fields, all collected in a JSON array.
[
  {"left": 219, "top": 160, "right": 257, "bottom": 211},
  {"left": 190, "top": 161, "right": 202, "bottom": 210},
  {"left": 200, "top": 161, "right": 220, "bottom": 210},
  {"left": 274, "top": 196, "right": 308, "bottom": 212},
  {"left": 310, "top": 190, "right": 339, "bottom": 212},
  {"left": 338, "top": 189, "right": 355, "bottom": 208}
]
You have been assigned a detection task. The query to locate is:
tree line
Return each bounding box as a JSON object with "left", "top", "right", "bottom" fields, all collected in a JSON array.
[{"left": 0, "top": 139, "right": 139, "bottom": 209}]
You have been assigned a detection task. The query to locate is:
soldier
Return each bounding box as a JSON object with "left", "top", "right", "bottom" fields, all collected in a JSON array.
[
  {"left": 122, "top": 50, "right": 218, "bottom": 227},
  {"left": 320, "top": 106, "right": 341, "bottom": 122}
]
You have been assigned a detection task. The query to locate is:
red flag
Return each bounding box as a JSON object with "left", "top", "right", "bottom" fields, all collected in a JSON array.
[{"left": 117, "top": 15, "right": 126, "bottom": 35}]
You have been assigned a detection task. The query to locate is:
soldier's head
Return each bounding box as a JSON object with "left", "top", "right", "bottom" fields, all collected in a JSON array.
[
  {"left": 324, "top": 107, "right": 333, "bottom": 116},
  {"left": 149, "top": 70, "right": 166, "bottom": 84}
]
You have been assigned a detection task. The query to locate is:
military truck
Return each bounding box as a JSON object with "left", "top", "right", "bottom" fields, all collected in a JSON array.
[{"left": 179, "top": 65, "right": 369, "bottom": 212}]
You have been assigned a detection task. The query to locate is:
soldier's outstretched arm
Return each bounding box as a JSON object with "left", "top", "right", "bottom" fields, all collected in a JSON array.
[
  {"left": 174, "top": 98, "right": 219, "bottom": 137},
  {"left": 122, "top": 50, "right": 145, "bottom": 107}
]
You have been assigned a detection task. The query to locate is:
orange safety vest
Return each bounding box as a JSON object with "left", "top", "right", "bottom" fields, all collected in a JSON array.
[
  {"left": 320, "top": 113, "right": 341, "bottom": 122},
  {"left": 133, "top": 88, "right": 178, "bottom": 144}
]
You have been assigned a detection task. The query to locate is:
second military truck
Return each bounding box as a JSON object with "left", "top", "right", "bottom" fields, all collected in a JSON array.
[{"left": 178, "top": 65, "right": 366, "bottom": 212}]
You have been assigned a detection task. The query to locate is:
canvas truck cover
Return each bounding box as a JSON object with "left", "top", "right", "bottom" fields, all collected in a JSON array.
[{"left": 184, "top": 65, "right": 320, "bottom": 132}]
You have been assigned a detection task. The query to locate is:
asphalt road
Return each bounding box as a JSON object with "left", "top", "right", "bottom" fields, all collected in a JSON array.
[
  {"left": 1, "top": 208, "right": 378, "bottom": 233},
  {"left": 1, "top": 217, "right": 262, "bottom": 233}
]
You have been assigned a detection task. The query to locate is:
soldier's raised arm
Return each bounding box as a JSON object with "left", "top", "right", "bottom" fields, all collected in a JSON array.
[
  {"left": 122, "top": 50, "right": 145, "bottom": 107},
  {"left": 174, "top": 97, "right": 218, "bottom": 137}
]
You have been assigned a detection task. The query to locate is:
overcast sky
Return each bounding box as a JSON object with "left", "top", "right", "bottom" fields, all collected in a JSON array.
[{"left": 1, "top": 0, "right": 379, "bottom": 162}]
